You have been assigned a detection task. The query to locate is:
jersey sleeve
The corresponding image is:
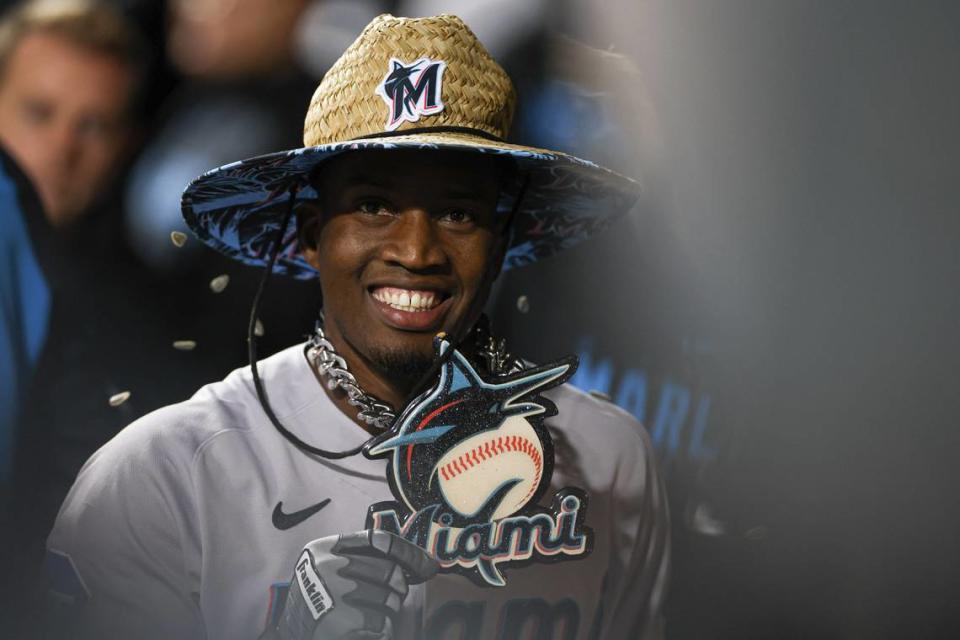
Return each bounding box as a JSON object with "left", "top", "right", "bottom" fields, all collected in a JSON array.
[
  {"left": 45, "top": 417, "right": 205, "bottom": 640},
  {"left": 597, "top": 420, "right": 671, "bottom": 640}
]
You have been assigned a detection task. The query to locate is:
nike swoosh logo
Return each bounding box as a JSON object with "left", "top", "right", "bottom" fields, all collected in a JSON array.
[{"left": 272, "top": 498, "right": 331, "bottom": 531}]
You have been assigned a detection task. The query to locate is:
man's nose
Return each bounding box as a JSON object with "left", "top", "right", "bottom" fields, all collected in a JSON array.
[
  {"left": 380, "top": 209, "right": 448, "bottom": 271},
  {"left": 47, "top": 121, "right": 83, "bottom": 169}
]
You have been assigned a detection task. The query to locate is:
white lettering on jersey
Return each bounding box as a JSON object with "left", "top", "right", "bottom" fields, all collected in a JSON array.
[{"left": 295, "top": 551, "right": 334, "bottom": 620}]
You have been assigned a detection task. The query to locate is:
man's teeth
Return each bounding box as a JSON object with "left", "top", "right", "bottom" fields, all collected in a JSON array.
[{"left": 372, "top": 287, "right": 441, "bottom": 312}]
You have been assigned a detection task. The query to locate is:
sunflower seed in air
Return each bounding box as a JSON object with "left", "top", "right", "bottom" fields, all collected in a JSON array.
[
  {"left": 170, "top": 231, "right": 188, "bottom": 247},
  {"left": 744, "top": 526, "right": 768, "bottom": 541},
  {"left": 209, "top": 274, "right": 230, "bottom": 293},
  {"left": 173, "top": 340, "right": 197, "bottom": 351},
  {"left": 516, "top": 295, "right": 530, "bottom": 314},
  {"left": 254, "top": 319, "right": 265, "bottom": 337},
  {"left": 108, "top": 391, "right": 131, "bottom": 407}
]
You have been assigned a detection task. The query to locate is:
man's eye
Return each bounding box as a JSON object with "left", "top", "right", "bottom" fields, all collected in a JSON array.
[
  {"left": 440, "top": 210, "right": 473, "bottom": 224},
  {"left": 357, "top": 200, "right": 391, "bottom": 215},
  {"left": 21, "top": 100, "right": 52, "bottom": 125}
]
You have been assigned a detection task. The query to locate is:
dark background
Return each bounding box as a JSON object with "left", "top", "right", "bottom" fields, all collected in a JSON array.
[
  {"left": 493, "top": 0, "right": 960, "bottom": 637},
  {"left": 500, "top": 0, "right": 960, "bottom": 638}
]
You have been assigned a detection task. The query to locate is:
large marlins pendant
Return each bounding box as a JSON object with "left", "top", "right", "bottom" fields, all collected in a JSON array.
[{"left": 363, "top": 335, "right": 593, "bottom": 587}]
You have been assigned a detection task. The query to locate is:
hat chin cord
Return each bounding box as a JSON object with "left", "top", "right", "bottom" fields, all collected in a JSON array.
[
  {"left": 247, "top": 186, "right": 369, "bottom": 459},
  {"left": 249, "top": 173, "right": 529, "bottom": 460}
]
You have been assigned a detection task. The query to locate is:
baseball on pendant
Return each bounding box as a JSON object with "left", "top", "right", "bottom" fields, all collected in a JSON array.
[{"left": 434, "top": 414, "right": 544, "bottom": 521}]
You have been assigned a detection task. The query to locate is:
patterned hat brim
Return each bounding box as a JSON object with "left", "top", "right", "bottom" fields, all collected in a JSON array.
[{"left": 181, "top": 132, "right": 642, "bottom": 280}]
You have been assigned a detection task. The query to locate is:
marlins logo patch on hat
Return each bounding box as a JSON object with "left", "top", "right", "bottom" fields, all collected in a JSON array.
[{"left": 376, "top": 57, "right": 447, "bottom": 130}]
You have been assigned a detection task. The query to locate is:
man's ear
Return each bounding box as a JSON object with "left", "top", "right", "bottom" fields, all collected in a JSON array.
[{"left": 296, "top": 202, "right": 322, "bottom": 268}]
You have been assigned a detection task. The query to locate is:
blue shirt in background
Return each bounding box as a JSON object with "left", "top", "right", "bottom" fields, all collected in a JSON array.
[{"left": 0, "top": 151, "right": 49, "bottom": 481}]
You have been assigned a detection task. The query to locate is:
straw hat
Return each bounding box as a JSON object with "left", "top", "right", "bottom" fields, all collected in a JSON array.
[{"left": 181, "top": 13, "right": 641, "bottom": 279}]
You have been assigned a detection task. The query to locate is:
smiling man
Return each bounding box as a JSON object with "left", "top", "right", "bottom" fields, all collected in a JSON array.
[
  {"left": 302, "top": 149, "right": 507, "bottom": 412},
  {"left": 47, "top": 14, "right": 669, "bottom": 640}
]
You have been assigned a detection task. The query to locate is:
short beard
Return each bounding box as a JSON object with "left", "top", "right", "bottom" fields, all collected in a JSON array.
[{"left": 366, "top": 346, "right": 436, "bottom": 393}]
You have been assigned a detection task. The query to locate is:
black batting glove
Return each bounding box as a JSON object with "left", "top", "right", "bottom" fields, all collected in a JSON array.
[{"left": 261, "top": 530, "right": 438, "bottom": 640}]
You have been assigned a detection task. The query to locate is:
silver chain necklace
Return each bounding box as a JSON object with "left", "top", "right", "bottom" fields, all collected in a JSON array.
[{"left": 306, "top": 316, "right": 525, "bottom": 430}]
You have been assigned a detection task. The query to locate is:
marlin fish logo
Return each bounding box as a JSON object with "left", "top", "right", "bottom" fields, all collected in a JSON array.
[
  {"left": 364, "top": 337, "right": 592, "bottom": 586},
  {"left": 366, "top": 336, "right": 575, "bottom": 526},
  {"left": 375, "top": 57, "right": 447, "bottom": 131}
]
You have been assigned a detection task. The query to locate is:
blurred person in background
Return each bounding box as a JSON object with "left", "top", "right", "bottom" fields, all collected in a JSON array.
[
  {"left": 126, "top": 0, "right": 317, "bottom": 271},
  {"left": 0, "top": 0, "right": 174, "bottom": 633},
  {"left": 0, "top": 0, "right": 143, "bottom": 497},
  {"left": 122, "top": 0, "right": 355, "bottom": 379},
  {"left": 0, "top": 0, "right": 136, "bottom": 229}
]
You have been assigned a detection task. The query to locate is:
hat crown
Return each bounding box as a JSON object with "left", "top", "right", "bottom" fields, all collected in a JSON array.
[{"left": 303, "top": 14, "right": 516, "bottom": 146}]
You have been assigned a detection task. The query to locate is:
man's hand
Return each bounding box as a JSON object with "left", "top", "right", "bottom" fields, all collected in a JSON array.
[{"left": 261, "top": 530, "right": 438, "bottom": 640}]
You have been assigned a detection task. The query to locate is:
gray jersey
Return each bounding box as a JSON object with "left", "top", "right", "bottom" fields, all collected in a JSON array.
[{"left": 47, "top": 343, "right": 669, "bottom": 640}]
